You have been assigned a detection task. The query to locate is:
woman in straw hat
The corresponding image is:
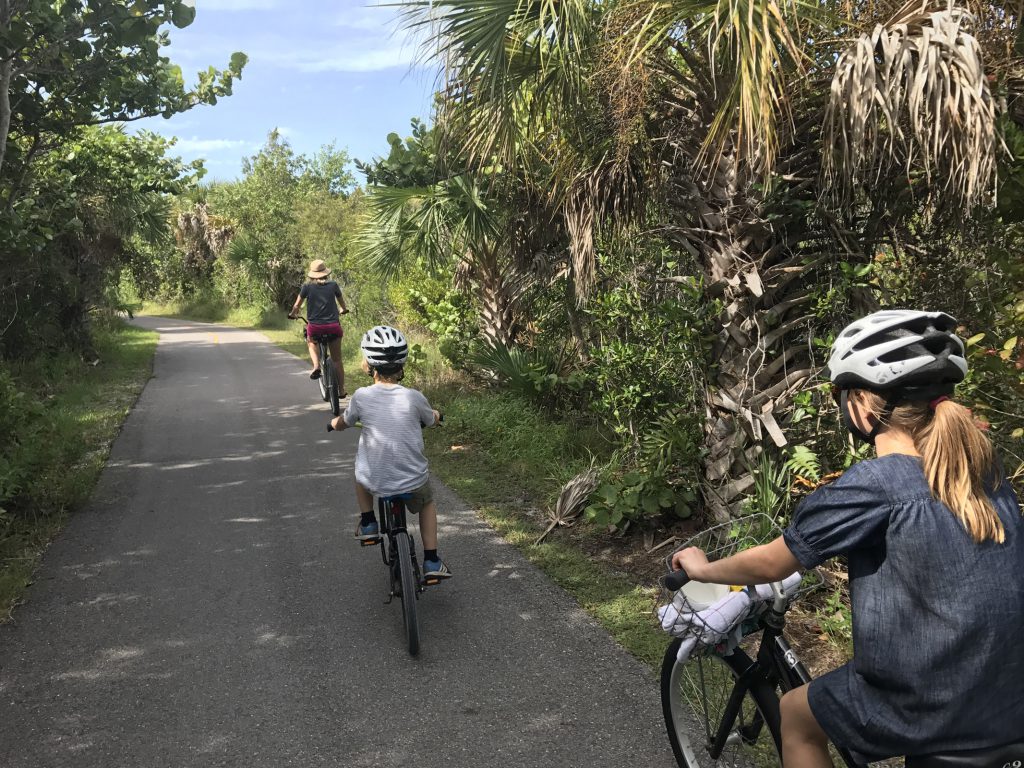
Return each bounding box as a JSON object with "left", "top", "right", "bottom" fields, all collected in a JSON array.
[{"left": 288, "top": 259, "right": 350, "bottom": 395}]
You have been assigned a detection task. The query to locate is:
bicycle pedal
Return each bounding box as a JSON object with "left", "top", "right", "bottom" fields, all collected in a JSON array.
[
  {"left": 424, "top": 577, "right": 441, "bottom": 586},
  {"left": 360, "top": 538, "right": 381, "bottom": 547}
]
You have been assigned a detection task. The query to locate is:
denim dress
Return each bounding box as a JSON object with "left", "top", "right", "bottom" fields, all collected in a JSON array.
[{"left": 783, "top": 454, "right": 1024, "bottom": 759}]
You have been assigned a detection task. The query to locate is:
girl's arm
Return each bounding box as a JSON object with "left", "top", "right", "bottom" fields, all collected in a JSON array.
[
  {"left": 288, "top": 295, "right": 303, "bottom": 318},
  {"left": 671, "top": 536, "right": 801, "bottom": 585}
]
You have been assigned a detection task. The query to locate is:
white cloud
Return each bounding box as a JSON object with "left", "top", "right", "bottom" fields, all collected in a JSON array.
[
  {"left": 266, "top": 44, "right": 419, "bottom": 72},
  {"left": 173, "top": 137, "right": 253, "bottom": 153}
]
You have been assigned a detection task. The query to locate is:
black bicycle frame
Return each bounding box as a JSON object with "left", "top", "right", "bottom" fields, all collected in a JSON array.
[
  {"left": 707, "top": 604, "right": 865, "bottom": 768},
  {"left": 377, "top": 496, "right": 423, "bottom": 597}
]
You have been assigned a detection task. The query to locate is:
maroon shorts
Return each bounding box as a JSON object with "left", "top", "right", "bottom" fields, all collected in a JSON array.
[{"left": 306, "top": 322, "right": 342, "bottom": 341}]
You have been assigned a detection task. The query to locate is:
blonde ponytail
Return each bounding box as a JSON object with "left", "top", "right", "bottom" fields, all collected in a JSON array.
[
  {"left": 858, "top": 392, "right": 1004, "bottom": 543},
  {"left": 920, "top": 399, "right": 1003, "bottom": 543}
]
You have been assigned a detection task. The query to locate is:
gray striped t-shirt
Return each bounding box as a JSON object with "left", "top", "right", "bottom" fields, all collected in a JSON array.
[{"left": 343, "top": 383, "right": 436, "bottom": 496}]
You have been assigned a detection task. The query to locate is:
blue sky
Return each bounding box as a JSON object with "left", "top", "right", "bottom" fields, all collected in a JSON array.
[{"left": 135, "top": 0, "right": 439, "bottom": 182}]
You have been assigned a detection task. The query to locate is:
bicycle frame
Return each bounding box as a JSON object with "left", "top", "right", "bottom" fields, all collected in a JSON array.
[
  {"left": 315, "top": 337, "right": 331, "bottom": 370},
  {"left": 376, "top": 495, "right": 424, "bottom": 600},
  {"left": 706, "top": 589, "right": 865, "bottom": 768}
]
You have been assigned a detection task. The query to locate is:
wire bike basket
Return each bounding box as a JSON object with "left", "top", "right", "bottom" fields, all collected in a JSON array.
[{"left": 656, "top": 513, "right": 821, "bottom": 660}]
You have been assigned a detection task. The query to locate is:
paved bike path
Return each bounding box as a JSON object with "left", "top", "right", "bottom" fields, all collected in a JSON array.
[{"left": 0, "top": 317, "right": 677, "bottom": 767}]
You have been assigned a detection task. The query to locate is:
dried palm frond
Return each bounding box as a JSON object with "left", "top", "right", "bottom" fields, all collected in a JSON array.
[
  {"left": 823, "top": 0, "right": 997, "bottom": 211},
  {"left": 534, "top": 464, "right": 601, "bottom": 545}
]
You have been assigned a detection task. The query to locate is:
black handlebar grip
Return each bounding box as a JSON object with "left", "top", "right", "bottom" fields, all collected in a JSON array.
[{"left": 662, "top": 568, "right": 690, "bottom": 591}]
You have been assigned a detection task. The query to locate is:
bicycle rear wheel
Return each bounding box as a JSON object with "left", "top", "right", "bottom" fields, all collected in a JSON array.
[
  {"left": 395, "top": 531, "right": 420, "bottom": 656},
  {"left": 661, "top": 640, "right": 782, "bottom": 768}
]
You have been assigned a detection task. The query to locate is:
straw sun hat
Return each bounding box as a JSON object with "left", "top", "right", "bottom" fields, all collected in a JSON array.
[{"left": 307, "top": 259, "right": 331, "bottom": 279}]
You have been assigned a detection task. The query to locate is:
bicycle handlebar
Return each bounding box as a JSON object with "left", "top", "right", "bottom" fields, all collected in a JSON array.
[
  {"left": 330, "top": 413, "right": 443, "bottom": 433},
  {"left": 662, "top": 568, "right": 690, "bottom": 591}
]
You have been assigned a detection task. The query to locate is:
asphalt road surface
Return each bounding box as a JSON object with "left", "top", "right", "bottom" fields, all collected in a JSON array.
[{"left": 0, "top": 317, "right": 678, "bottom": 767}]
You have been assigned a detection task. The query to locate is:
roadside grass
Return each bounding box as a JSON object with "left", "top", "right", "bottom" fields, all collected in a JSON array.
[
  {"left": 139, "top": 300, "right": 675, "bottom": 669},
  {"left": 0, "top": 321, "right": 157, "bottom": 619},
  {"left": 421, "top": 388, "right": 670, "bottom": 669}
]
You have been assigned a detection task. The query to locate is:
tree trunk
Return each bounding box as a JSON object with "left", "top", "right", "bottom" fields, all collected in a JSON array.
[
  {"left": 0, "top": 58, "right": 12, "bottom": 180},
  {"left": 472, "top": 257, "right": 519, "bottom": 349},
  {"left": 670, "top": 154, "right": 822, "bottom": 522},
  {"left": 0, "top": 0, "right": 12, "bottom": 180}
]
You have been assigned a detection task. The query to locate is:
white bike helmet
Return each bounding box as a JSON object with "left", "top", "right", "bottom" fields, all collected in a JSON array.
[
  {"left": 360, "top": 325, "right": 408, "bottom": 368},
  {"left": 826, "top": 310, "right": 967, "bottom": 400}
]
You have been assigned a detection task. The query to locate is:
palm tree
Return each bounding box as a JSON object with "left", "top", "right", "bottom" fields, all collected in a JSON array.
[
  {"left": 356, "top": 175, "right": 539, "bottom": 349},
  {"left": 401, "top": 0, "right": 1017, "bottom": 519}
]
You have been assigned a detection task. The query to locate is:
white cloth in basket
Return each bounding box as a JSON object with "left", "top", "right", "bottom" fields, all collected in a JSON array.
[{"left": 658, "top": 572, "right": 803, "bottom": 663}]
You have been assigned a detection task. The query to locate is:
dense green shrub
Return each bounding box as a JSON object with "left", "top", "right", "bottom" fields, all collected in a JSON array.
[{"left": 0, "top": 369, "right": 51, "bottom": 514}]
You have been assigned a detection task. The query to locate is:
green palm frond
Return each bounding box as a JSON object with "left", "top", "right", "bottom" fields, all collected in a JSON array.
[
  {"left": 470, "top": 337, "right": 557, "bottom": 394},
  {"left": 223, "top": 230, "right": 264, "bottom": 266},
  {"left": 608, "top": 0, "right": 826, "bottom": 175},
  {"left": 354, "top": 175, "right": 503, "bottom": 278},
  {"left": 399, "top": 0, "right": 599, "bottom": 167}
]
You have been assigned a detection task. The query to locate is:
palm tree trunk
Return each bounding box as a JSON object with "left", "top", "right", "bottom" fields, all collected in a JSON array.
[
  {"left": 675, "top": 156, "right": 820, "bottom": 521},
  {"left": 471, "top": 249, "right": 521, "bottom": 350}
]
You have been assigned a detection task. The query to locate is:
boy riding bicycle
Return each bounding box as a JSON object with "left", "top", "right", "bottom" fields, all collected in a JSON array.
[{"left": 327, "top": 325, "right": 452, "bottom": 581}]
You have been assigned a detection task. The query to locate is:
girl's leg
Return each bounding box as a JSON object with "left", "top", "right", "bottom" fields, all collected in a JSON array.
[
  {"left": 328, "top": 337, "right": 344, "bottom": 394},
  {"left": 780, "top": 686, "right": 833, "bottom": 768},
  {"left": 307, "top": 339, "right": 320, "bottom": 375}
]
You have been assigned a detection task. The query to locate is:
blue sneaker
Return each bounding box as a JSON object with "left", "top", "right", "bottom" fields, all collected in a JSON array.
[
  {"left": 422, "top": 558, "right": 452, "bottom": 581},
  {"left": 355, "top": 520, "right": 380, "bottom": 541}
]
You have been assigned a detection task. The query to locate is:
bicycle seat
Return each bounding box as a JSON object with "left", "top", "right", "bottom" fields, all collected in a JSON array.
[
  {"left": 380, "top": 493, "right": 414, "bottom": 502},
  {"left": 906, "top": 740, "right": 1024, "bottom": 768}
]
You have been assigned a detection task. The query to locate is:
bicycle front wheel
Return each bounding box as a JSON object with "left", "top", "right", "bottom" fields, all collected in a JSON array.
[
  {"left": 318, "top": 362, "right": 329, "bottom": 401},
  {"left": 661, "top": 640, "right": 782, "bottom": 768},
  {"left": 395, "top": 531, "right": 420, "bottom": 656}
]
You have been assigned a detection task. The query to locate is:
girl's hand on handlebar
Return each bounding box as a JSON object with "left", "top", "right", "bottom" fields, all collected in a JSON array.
[
  {"left": 327, "top": 416, "right": 343, "bottom": 433},
  {"left": 340, "top": 308, "right": 350, "bottom": 315},
  {"left": 671, "top": 547, "right": 709, "bottom": 580}
]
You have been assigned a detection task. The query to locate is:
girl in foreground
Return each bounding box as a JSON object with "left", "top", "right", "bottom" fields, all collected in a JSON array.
[{"left": 672, "top": 310, "right": 1024, "bottom": 764}]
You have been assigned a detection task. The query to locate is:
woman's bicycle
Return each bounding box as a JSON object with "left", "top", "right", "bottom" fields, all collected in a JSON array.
[
  {"left": 292, "top": 315, "right": 341, "bottom": 416},
  {"left": 658, "top": 514, "right": 1024, "bottom": 768}
]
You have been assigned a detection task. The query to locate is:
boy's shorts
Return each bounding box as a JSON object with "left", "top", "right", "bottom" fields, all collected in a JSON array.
[{"left": 404, "top": 481, "right": 433, "bottom": 515}]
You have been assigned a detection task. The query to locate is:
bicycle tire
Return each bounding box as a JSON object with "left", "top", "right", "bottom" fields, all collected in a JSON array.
[
  {"left": 318, "top": 362, "right": 329, "bottom": 401},
  {"left": 395, "top": 531, "right": 420, "bottom": 656},
  {"left": 328, "top": 372, "right": 340, "bottom": 416},
  {"left": 661, "top": 640, "right": 782, "bottom": 768}
]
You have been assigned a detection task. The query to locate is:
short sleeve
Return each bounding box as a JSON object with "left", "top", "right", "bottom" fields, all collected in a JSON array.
[
  {"left": 783, "top": 461, "right": 892, "bottom": 568},
  {"left": 299, "top": 283, "right": 309, "bottom": 299},
  {"left": 343, "top": 390, "right": 360, "bottom": 427},
  {"left": 410, "top": 390, "right": 435, "bottom": 426}
]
